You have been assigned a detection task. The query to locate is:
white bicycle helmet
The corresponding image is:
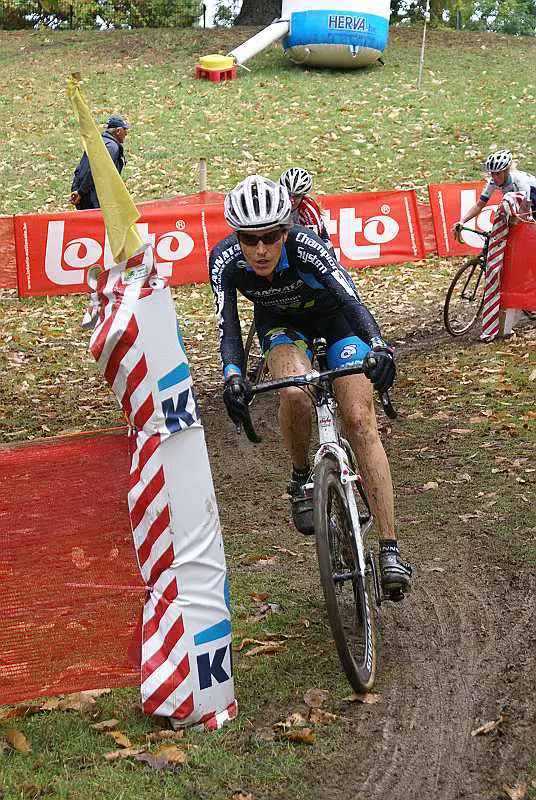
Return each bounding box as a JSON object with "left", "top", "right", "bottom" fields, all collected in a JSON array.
[
  {"left": 485, "top": 149, "right": 512, "bottom": 173},
  {"left": 280, "top": 167, "right": 313, "bottom": 196},
  {"left": 224, "top": 175, "right": 292, "bottom": 231}
]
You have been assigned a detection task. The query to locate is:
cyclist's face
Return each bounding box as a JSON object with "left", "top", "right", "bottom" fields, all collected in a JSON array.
[
  {"left": 238, "top": 228, "right": 288, "bottom": 278},
  {"left": 491, "top": 167, "right": 509, "bottom": 186},
  {"left": 289, "top": 193, "right": 304, "bottom": 211}
]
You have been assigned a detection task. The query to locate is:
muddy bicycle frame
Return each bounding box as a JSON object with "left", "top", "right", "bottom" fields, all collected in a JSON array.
[{"left": 242, "top": 340, "right": 396, "bottom": 604}]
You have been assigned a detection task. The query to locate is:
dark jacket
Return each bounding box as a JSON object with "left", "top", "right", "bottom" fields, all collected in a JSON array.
[{"left": 71, "top": 130, "right": 125, "bottom": 210}]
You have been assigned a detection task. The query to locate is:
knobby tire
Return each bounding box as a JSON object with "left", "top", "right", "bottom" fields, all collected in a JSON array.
[
  {"left": 444, "top": 257, "right": 486, "bottom": 336},
  {"left": 314, "top": 456, "right": 377, "bottom": 693}
]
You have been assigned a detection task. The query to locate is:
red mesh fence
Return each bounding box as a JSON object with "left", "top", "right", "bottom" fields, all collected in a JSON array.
[{"left": 0, "top": 429, "right": 144, "bottom": 705}]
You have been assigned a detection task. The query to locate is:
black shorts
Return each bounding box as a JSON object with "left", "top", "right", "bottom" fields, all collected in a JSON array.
[{"left": 255, "top": 308, "right": 370, "bottom": 369}]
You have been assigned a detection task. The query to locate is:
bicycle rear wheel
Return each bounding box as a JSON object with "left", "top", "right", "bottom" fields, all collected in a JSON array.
[
  {"left": 244, "top": 320, "right": 267, "bottom": 384},
  {"left": 443, "top": 257, "right": 486, "bottom": 336},
  {"left": 314, "top": 456, "right": 377, "bottom": 692}
]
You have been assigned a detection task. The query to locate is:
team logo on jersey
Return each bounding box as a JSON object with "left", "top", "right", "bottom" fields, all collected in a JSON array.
[{"left": 340, "top": 344, "right": 358, "bottom": 360}]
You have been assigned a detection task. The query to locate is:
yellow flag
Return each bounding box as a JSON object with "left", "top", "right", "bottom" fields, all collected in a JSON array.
[{"left": 67, "top": 74, "right": 142, "bottom": 264}]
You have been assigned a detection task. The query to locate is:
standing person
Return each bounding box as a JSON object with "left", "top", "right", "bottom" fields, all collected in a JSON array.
[
  {"left": 453, "top": 149, "right": 536, "bottom": 239},
  {"left": 209, "top": 175, "right": 412, "bottom": 598},
  {"left": 280, "top": 167, "right": 333, "bottom": 248},
  {"left": 70, "top": 115, "right": 129, "bottom": 210}
]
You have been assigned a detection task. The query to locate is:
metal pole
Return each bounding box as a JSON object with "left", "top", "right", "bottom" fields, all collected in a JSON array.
[
  {"left": 199, "top": 158, "right": 207, "bottom": 193},
  {"left": 417, "top": 0, "right": 431, "bottom": 90}
]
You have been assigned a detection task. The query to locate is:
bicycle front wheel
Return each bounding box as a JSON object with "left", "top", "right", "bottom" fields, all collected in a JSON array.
[
  {"left": 314, "top": 457, "right": 377, "bottom": 693},
  {"left": 443, "top": 257, "right": 486, "bottom": 336}
]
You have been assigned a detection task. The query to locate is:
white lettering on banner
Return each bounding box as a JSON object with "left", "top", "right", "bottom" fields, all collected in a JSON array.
[
  {"left": 23, "top": 222, "right": 31, "bottom": 290},
  {"left": 45, "top": 221, "right": 96, "bottom": 285},
  {"left": 403, "top": 197, "right": 418, "bottom": 256},
  {"left": 44, "top": 220, "right": 195, "bottom": 285},
  {"left": 437, "top": 190, "right": 450, "bottom": 253},
  {"left": 364, "top": 215, "right": 400, "bottom": 246},
  {"left": 323, "top": 208, "right": 400, "bottom": 261},
  {"left": 459, "top": 189, "right": 497, "bottom": 248}
]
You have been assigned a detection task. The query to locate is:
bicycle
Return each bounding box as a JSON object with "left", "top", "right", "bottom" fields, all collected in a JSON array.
[
  {"left": 444, "top": 226, "right": 536, "bottom": 336},
  {"left": 239, "top": 339, "right": 398, "bottom": 693}
]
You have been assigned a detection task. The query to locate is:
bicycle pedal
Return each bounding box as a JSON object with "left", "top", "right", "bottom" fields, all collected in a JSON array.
[{"left": 387, "top": 588, "right": 405, "bottom": 603}]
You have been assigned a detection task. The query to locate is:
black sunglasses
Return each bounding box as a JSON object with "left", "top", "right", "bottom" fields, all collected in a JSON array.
[{"left": 238, "top": 229, "right": 285, "bottom": 247}]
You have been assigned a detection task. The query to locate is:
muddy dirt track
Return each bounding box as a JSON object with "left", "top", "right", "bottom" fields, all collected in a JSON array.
[{"left": 200, "top": 324, "right": 536, "bottom": 800}]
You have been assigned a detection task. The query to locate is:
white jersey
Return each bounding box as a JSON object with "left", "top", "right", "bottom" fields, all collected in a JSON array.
[{"left": 480, "top": 168, "right": 536, "bottom": 212}]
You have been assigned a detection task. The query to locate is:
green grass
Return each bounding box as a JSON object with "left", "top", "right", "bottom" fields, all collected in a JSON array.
[{"left": 1, "top": 25, "right": 536, "bottom": 216}]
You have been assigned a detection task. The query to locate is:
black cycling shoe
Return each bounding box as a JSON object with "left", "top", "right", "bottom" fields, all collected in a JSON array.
[
  {"left": 288, "top": 479, "right": 314, "bottom": 535},
  {"left": 379, "top": 546, "right": 412, "bottom": 600}
]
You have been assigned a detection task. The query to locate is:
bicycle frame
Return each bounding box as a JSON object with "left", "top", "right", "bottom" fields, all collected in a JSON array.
[
  {"left": 310, "top": 377, "right": 372, "bottom": 584},
  {"left": 244, "top": 348, "right": 389, "bottom": 597}
]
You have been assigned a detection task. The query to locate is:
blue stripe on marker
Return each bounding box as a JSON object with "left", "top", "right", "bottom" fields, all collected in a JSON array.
[
  {"left": 194, "top": 617, "right": 232, "bottom": 646},
  {"left": 158, "top": 361, "right": 190, "bottom": 391}
]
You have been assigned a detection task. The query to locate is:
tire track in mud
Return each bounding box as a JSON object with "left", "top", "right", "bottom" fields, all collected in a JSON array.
[
  {"left": 200, "top": 356, "right": 536, "bottom": 800},
  {"left": 318, "top": 560, "right": 535, "bottom": 800}
]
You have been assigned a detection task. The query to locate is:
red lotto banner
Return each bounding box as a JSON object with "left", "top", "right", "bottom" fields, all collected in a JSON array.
[
  {"left": 14, "top": 194, "right": 229, "bottom": 298},
  {"left": 321, "top": 189, "right": 426, "bottom": 267},
  {"left": 428, "top": 182, "right": 503, "bottom": 257},
  {"left": 14, "top": 190, "right": 426, "bottom": 297}
]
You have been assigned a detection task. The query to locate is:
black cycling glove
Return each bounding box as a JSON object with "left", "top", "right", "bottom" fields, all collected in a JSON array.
[
  {"left": 363, "top": 340, "right": 396, "bottom": 394},
  {"left": 222, "top": 374, "right": 251, "bottom": 425},
  {"left": 453, "top": 222, "right": 463, "bottom": 242}
]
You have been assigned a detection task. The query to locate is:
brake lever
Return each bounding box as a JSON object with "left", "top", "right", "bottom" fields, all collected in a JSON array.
[{"left": 379, "top": 391, "right": 397, "bottom": 419}]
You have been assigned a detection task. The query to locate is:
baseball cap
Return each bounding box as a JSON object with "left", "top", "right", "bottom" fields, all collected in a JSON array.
[{"left": 106, "top": 115, "right": 130, "bottom": 129}]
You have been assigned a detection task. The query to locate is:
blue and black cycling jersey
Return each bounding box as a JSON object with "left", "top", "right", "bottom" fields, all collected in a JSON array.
[{"left": 209, "top": 224, "right": 382, "bottom": 377}]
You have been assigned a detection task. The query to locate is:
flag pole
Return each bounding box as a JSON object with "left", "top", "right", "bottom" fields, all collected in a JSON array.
[{"left": 417, "top": 0, "right": 431, "bottom": 89}]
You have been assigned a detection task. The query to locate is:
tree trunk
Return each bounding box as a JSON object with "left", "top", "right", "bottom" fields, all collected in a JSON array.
[{"left": 234, "top": 0, "right": 282, "bottom": 26}]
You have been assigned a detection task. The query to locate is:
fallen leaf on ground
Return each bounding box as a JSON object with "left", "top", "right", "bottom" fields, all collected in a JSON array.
[
  {"left": 304, "top": 688, "right": 329, "bottom": 709},
  {"left": 245, "top": 642, "right": 286, "bottom": 657},
  {"left": 274, "top": 727, "right": 315, "bottom": 745},
  {"left": 237, "top": 553, "right": 277, "bottom": 566},
  {"left": 502, "top": 782, "right": 528, "bottom": 800},
  {"left": 41, "top": 689, "right": 111, "bottom": 712},
  {"left": 343, "top": 692, "right": 382, "bottom": 704},
  {"left": 270, "top": 545, "right": 298, "bottom": 556},
  {"left": 471, "top": 713, "right": 506, "bottom": 736},
  {"left": 422, "top": 481, "right": 439, "bottom": 491},
  {"left": 233, "top": 638, "right": 267, "bottom": 652},
  {"left": 273, "top": 712, "right": 309, "bottom": 731},
  {"left": 450, "top": 428, "right": 472, "bottom": 435},
  {"left": 249, "top": 592, "right": 269, "bottom": 603},
  {"left": 107, "top": 731, "right": 132, "bottom": 748},
  {"left": 5, "top": 729, "right": 32, "bottom": 753},
  {"left": 309, "top": 708, "right": 340, "bottom": 725},
  {"left": 104, "top": 747, "right": 145, "bottom": 761},
  {"left": 301, "top": 618, "right": 311, "bottom": 628},
  {"left": 135, "top": 745, "right": 187, "bottom": 770},
  {"left": 90, "top": 719, "right": 119, "bottom": 731},
  {"left": 0, "top": 703, "right": 40, "bottom": 720}
]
